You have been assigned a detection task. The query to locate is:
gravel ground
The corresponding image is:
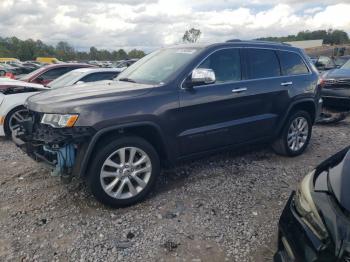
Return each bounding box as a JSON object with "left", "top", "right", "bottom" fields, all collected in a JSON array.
[{"left": 1, "top": 119, "right": 349, "bottom": 262}]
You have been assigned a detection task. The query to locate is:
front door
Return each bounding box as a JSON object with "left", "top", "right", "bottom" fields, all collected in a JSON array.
[{"left": 178, "top": 48, "right": 260, "bottom": 155}]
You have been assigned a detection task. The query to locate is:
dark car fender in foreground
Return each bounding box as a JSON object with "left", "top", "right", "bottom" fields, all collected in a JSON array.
[{"left": 275, "top": 146, "right": 350, "bottom": 261}]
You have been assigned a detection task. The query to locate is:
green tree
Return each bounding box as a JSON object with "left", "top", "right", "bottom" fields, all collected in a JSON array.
[
  {"left": 128, "top": 49, "right": 145, "bottom": 59},
  {"left": 56, "top": 41, "right": 75, "bottom": 60}
]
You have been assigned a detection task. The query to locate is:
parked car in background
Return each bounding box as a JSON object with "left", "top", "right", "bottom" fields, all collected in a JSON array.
[
  {"left": 19, "top": 63, "right": 94, "bottom": 85},
  {"left": 47, "top": 68, "right": 124, "bottom": 89},
  {"left": 0, "top": 58, "right": 20, "bottom": 63},
  {"left": 0, "top": 63, "right": 24, "bottom": 77},
  {"left": 1, "top": 61, "right": 37, "bottom": 74},
  {"left": 314, "top": 56, "right": 337, "bottom": 72},
  {"left": 13, "top": 40, "right": 321, "bottom": 207},
  {"left": 274, "top": 146, "right": 350, "bottom": 262},
  {"left": 320, "top": 59, "right": 350, "bottom": 109},
  {"left": 24, "top": 61, "right": 44, "bottom": 67},
  {"left": 0, "top": 79, "right": 48, "bottom": 137},
  {"left": 334, "top": 55, "right": 350, "bottom": 68},
  {"left": 114, "top": 59, "right": 138, "bottom": 68},
  {"left": 0, "top": 65, "right": 15, "bottom": 79},
  {"left": 36, "top": 57, "right": 61, "bottom": 64}
]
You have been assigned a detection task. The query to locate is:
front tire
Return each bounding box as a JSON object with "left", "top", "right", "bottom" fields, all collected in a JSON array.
[
  {"left": 87, "top": 136, "right": 160, "bottom": 207},
  {"left": 272, "top": 111, "right": 312, "bottom": 156},
  {"left": 4, "top": 106, "right": 28, "bottom": 138}
]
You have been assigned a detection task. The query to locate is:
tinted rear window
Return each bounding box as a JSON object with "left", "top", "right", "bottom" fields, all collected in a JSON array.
[
  {"left": 278, "top": 51, "right": 309, "bottom": 76},
  {"left": 246, "top": 49, "right": 280, "bottom": 79}
]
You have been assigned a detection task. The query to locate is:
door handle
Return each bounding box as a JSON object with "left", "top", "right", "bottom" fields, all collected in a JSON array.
[
  {"left": 232, "top": 88, "right": 247, "bottom": 93},
  {"left": 281, "top": 81, "right": 293, "bottom": 86}
]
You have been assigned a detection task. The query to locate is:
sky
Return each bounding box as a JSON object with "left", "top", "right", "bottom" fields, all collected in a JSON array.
[{"left": 0, "top": 0, "right": 349, "bottom": 52}]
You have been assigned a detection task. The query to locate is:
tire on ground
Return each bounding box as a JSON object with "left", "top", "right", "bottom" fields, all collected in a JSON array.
[
  {"left": 87, "top": 136, "right": 160, "bottom": 207},
  {"left": 4, "top": 106, "right": 26, "bottom": 138},
  {"left": 272, "top": 110, "right": 312, "bottom": 157}
]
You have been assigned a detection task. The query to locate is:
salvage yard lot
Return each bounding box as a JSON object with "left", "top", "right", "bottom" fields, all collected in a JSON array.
[{"left": 1, "top": 119, "right": 349, "bottom": 262}]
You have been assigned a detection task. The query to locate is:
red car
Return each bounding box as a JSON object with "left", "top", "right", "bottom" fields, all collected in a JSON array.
[{"left": 19, "top": 63, "right": 94, "bottom": 85}]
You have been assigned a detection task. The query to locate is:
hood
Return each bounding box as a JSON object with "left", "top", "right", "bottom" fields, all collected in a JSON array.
[
  {"left": 26, "top": 80, "right": 155, "bottom": 113},
  {"left": 323, "top": 68, "right": 350, "bottom": 79},
  {"left": 0, "top": 81, "right": 48, "bottom": 94},
  {"left": 328, "top": 149, "right": 350, "bottom": 213}
]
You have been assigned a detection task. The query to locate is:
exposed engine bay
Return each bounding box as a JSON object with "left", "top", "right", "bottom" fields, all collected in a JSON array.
[{"left": 13, "top": 110, "right": 94, "bottom": 181}]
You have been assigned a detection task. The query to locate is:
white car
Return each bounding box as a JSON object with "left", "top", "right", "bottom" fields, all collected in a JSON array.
[
  {"left": 0, "top": 79, "right": 48, "bottom": 137},
  {"left": 0, "top": 68, "right": 124, "bottom": 137},
  {"left": 46, "top": 67, "right": 124, "bottom": 89}
]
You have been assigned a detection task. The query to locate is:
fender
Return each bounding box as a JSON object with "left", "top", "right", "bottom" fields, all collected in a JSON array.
[
  {"left": 275, "top": 98, "right": 317, "bottom": 136},
  {"left": 77, "top": 121, "right": 171, "bottom": 177}
]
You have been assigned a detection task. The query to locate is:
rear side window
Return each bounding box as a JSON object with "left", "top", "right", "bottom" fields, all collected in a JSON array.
[
  {"left": 40, "top": 67, "right": 75, "bottom": 80},
  {"left": 246, "top": 49, "right": 280, "bottom": 79},
  {"left": 80, "top": 72, "right": 119, "bottom": 82},
  {"left": 279, "top": 51, "right": 309, "bottom": 76},
  {"left": 198, "top": 48, "right": 241, "bottom": 83}
]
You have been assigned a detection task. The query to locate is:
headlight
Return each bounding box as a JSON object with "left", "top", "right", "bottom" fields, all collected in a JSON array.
[
  {"left": 294, "top": 171, "right": 328, "bottom": 239},
  {"left": 41, "top": 114, "right": 78, "bottom": 128}
]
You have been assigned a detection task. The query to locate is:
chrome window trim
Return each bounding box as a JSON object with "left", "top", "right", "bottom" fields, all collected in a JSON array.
[{"left": 180, "top": 46, "right": 313, "bottom": 90}]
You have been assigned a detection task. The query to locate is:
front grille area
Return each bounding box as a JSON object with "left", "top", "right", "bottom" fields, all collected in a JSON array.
[
  {"left": 324, "top": 79, "right": 350, "bottom": 88},
  {"left": 20, "top": 110, "right": 94, "bottom": 145}
]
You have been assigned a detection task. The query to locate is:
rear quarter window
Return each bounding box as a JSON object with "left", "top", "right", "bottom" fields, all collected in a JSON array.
[
  {"left": 278, "top": 51, "right": 309, "bottom": 76},
  {"left": 246, "top": 49, "right": 280, "bottom": 79}
]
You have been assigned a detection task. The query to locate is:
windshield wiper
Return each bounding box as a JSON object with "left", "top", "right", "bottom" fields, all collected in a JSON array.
[{"left": 119, "top": 77, "right": 136, "bottom": 83}]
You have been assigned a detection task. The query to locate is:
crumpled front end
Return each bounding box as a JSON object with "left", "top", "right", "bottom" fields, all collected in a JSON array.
[{"left": 13, "top": 110, "right": 95, "bottom": 180}]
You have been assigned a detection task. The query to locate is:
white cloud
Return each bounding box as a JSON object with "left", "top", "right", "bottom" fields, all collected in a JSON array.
[{"left": 0, "top": 0, "right": 349, "bottom": 51}]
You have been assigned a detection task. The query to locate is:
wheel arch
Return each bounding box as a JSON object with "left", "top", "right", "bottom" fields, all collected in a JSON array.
[
  {"left": 78, "top": 121, "right": 170, "bottom": 177},
  {"left": 276, "top": 99, "right": 317, "bottom": 136}
]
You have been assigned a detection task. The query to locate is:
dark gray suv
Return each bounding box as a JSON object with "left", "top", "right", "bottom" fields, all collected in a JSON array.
[{"left": 13, "top": 40, "right": 322, "bottom": 207}]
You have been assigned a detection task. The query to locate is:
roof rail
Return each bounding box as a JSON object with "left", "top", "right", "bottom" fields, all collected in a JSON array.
[{"left": 226, "top": 39, "right": 291, "bottom": 46}]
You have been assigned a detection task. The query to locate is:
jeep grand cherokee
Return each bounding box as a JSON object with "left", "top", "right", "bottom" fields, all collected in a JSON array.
[{"left": 13, "top": 40, "right": 322, "bottom": 207}]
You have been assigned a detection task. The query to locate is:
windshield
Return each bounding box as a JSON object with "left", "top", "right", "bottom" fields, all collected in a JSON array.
[
  {"left": 341, "top": 59, "right": 350, "bottom": 70},
  {"left": 117, "top": 47, "right": 202, "bottom": 85},
  {"left": 48, "top": 70, "right": 83, "bottom": 88}
]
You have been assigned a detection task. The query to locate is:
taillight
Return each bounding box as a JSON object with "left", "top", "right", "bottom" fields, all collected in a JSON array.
[{"left": 5, "top": 72, "right": 15, "bottom": 79}]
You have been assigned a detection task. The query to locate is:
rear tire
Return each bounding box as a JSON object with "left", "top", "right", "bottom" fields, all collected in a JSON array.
[
  {"left": 272, "top": 111, "right": 312, "bottom": 157},
  {"left": 87, "top": 136, "right": 160, "bottom": 208}
]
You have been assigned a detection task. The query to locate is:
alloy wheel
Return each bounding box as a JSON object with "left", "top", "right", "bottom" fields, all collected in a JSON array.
[
  {"left": 9, "top": 109, "right": 28, "bottom": 132},
  {"left": 100, "top": 147, "right": 152, "bottom": 200},
  {"left": 287, "top": 117, "right": 309, "bottom": 152}
]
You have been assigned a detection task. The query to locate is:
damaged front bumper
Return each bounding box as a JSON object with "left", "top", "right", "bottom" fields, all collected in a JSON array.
[{"left": 13, "top": 111, "right": 95, "bottom": 179}]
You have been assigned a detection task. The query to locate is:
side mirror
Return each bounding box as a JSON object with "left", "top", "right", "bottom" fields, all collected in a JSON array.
[{"left": 191, "top": 68, "right": 216, "bottom": 86}]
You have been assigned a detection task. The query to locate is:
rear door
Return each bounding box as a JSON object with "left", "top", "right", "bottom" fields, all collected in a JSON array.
[
  {"left": 237, "top": 48, "right": 288, "bottom": 140},
  {"left": 276, "top": 50, "right": 312, "bottom": 99}
]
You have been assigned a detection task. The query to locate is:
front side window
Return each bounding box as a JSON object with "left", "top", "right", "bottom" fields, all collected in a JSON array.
[
  {"left": 246, "top": 49, "right": 280, "bottom": 79},
  {"left": 197, "top": 48, "right": 241, "bottom": 83},
  {"left": 279, "top": 51, "right": 309, "bottom": 76}
]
